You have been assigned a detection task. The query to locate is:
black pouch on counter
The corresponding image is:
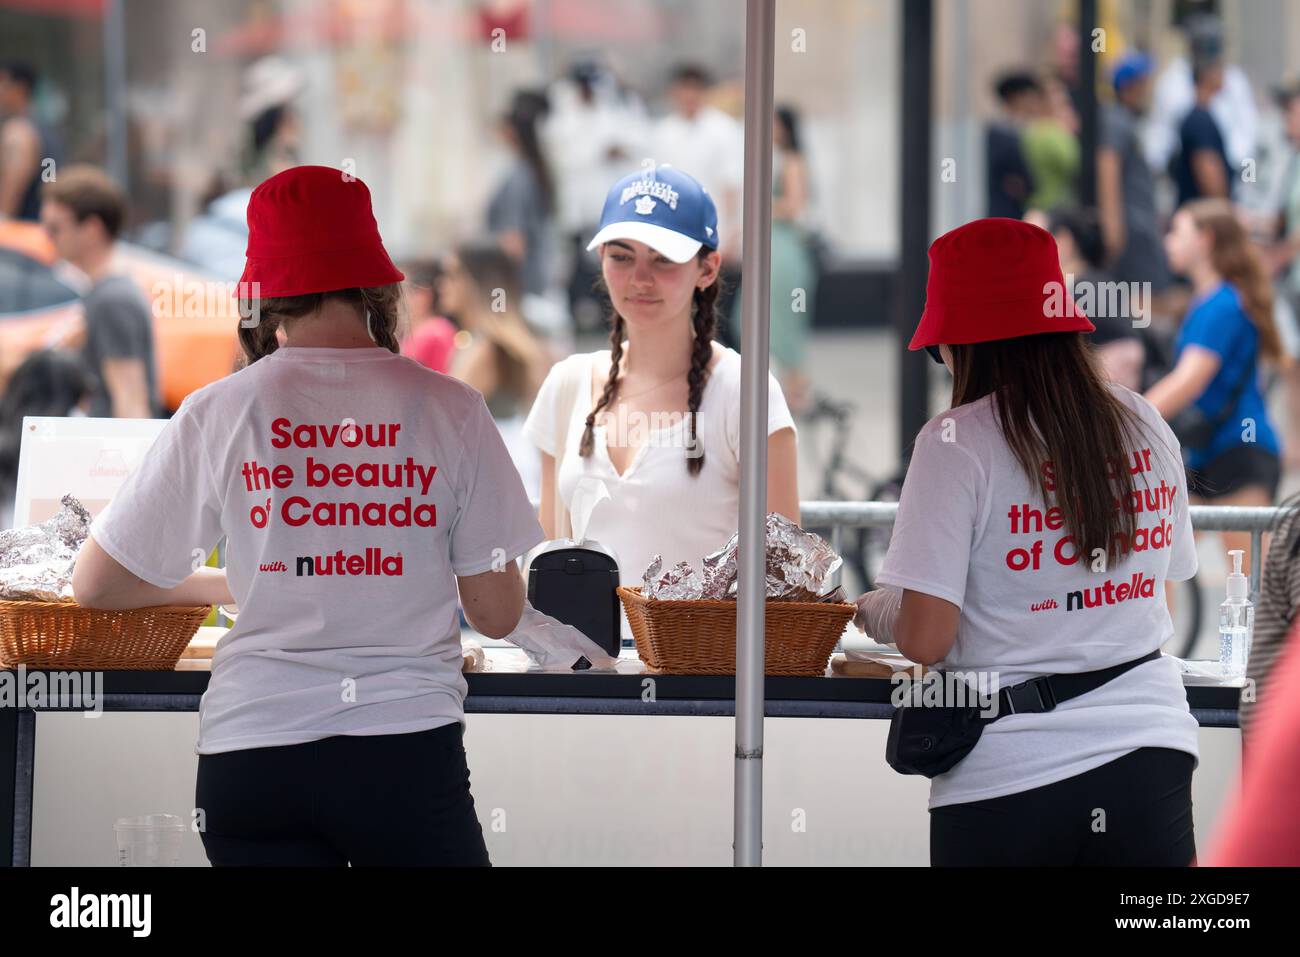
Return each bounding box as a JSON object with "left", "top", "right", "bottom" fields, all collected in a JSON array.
[{"left": 885, "top": 649, "right": 1162, "bottom": 778}]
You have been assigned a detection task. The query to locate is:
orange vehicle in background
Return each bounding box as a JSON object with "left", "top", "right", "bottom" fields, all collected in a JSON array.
[{"left": 0, "top": 220, "right": 241, "bottom": 413}]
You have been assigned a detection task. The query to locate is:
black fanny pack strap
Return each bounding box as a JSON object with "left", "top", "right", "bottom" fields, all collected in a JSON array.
[{"left": 995, "top": 649, "right": 1163, "bottom": 719}]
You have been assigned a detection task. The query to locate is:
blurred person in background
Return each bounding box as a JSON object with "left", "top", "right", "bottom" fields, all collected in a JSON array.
[
  {"left": 1173, "top": 51, "right": 1234, "bottom": 209},
  {"left": 487, "top": 89, "right": 564, "bottom": 340},
  {"left": 0, "top": 349, "right": 92, "bottom": 529},
  {"left": 1146, "top": 199, "right": 1284, "bottom": 575},
  {"left": 237, "top": 57, "right": 304, "bottom": 184},
  {"left": 1266, "top": 80, "right": 1300, "bottom": 469},
  {"left": 1098, "top": 52, "right": 1176, "bottom": 318},
  {"left": 651, "top": 64, "right": 744, "bottom": 341},
  {"left": 440, "top": 241, "right": 553, "bottom": 499},
  {"left": 544, "top": 57, "right": 648, "bottom": 335},
  {"left": 728, "top": 106, "right": 816, "bottom": 415},
  {"left": 986, "top": 72, "right": 1038, "bottom": 220},
  {"left": 0, "top": 60, "right": 61, "bottom": 222},
  {"left": 1146, "top": 13, "right": 1258, "bottom": 182},
  {"left": 180, "top": 57, "right": 305, "bottom": 281},
  {"left": 1041, "top": 204, "right": 1143, "bottom": 391},
  {"left": 1022, "top": 76, "right": 1079, "bottom": 213},
  {"left": 399, "top": 259, "right": 457, "bottom": 375},
  {"left": 40, "top": 165, "right": 159, "bottom": 420}
]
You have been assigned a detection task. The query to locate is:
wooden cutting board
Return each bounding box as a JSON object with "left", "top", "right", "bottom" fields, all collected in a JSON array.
[
  {"left": 177, "top": 629, "right": 486, "bottom": 672},
  {"left": 180, "top": 627, "right": 226, "bottom": 660},
  {"left": 830, "top": 654, "right": 930, "bottom": 678}
]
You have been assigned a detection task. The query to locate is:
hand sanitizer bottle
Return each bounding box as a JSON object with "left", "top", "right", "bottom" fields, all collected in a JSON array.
[{"left": 1219, "top": 549, "right": 1254, "bottom": 679}]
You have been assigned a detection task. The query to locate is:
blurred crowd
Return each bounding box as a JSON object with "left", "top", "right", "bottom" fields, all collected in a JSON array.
[
  {"left": 0, "top": 53, "right": 823, "bottom": 519},
  {"left": 990, "top": 13, "right": 1300, "bottom": 537}
]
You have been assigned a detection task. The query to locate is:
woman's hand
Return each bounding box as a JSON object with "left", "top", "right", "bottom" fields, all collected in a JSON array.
[{"left": 853, "top": 586, "right": 902, "bottom": 646}]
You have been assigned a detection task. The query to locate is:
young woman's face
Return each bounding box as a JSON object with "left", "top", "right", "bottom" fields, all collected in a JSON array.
[
  {"left": 436, "top": 254, "right": 470, "bottom": 317},
  {"left": 599, "top": 239, "right": 720, "bottom": 327},
  {"left": 1164, "top": 209, "right": 1209, "bottom": 274}
]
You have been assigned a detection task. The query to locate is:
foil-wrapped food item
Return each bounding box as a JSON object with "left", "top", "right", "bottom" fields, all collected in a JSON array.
[
  {"left": 653, "top": 512, "right": 843, "bottom": 603},
  {"left": 0, "top": 494, "right": 92, "bottom": 602},
  {"left": 641, "top": 554, "right": 704, "bottom": 600}
]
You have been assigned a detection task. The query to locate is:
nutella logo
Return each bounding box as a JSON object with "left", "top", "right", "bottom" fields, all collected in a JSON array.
[
  {"left": 295, "top": 548, "right": 403, "bottom": 577},
  {"left": 1066, "top": 572, "right": 1156, "bottom": 610}
]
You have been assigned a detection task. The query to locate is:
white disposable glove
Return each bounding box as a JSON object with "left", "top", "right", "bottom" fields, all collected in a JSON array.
[{"left": 853, "top": 585, "right": 902, "bottom": 647}]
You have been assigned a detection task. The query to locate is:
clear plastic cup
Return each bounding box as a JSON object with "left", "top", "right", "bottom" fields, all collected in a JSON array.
[{"left": 114, "top": 814, "right": 185, "bottom": 867}]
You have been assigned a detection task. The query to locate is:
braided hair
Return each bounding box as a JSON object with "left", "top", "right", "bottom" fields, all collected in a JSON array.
[
  {"left": 236, "top": 284, "right": 404, "bottom": 365},
  {"left": 578, "top": 250, "right": 721, "bottom": 476}
]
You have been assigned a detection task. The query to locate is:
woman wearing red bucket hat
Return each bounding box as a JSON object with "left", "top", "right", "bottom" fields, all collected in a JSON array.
[
  {"left": 73, "top": 165, "right": 545, "bottom": 866},
  {"left": 855, "top": 218, "right": 1202, "bottom": 866}
]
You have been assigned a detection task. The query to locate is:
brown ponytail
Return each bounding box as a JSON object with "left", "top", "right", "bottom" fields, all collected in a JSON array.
[{"left": 1184, "top": 198, "right": 1285, "bottom": 364}]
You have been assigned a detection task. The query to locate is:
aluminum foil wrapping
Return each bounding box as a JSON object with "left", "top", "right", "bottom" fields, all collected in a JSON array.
[
  {"left": 642, "top": 554, "right": 704, "bottom": 600},
  {"left": 649, "top": 512, "right": 843, "bottom": 603},
  {"left": 0, "top": 494, "right": 91, "bottom": 602},
  {"left": 699, "top": 512, "right": 842, "bottom": 601}
]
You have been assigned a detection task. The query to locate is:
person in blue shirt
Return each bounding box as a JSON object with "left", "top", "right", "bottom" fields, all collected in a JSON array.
[{"left": 1147, "top": 199, "right": 1284, "bottom": 575}]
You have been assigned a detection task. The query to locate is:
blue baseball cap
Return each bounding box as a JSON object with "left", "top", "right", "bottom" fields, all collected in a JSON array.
[
  {"left": 586, "top": 165, "right": 719, "bottom": 263},
  {"left": 1111, "top": 51, "right": 1153, "bottom": 93}
]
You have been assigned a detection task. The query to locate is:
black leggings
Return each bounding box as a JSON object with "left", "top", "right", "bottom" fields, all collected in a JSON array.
[
  {"left": 929, "top": 747, "right": 1196, "bottom": 866},
  {"left": 195, "top": 722, "right": 490, "bottom": 866}
]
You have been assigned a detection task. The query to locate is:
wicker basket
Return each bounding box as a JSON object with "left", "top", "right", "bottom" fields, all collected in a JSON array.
[
  {"left": 617, "top": 585, "right": 855, "bottom": 676},
  {"left": 0, "top": 600, "right": 211, "bottom": 670}
]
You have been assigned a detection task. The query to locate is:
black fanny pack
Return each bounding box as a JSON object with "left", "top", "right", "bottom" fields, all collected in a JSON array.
[{"left": 884, "top": 649, "right": 1162, "bottom": 778}]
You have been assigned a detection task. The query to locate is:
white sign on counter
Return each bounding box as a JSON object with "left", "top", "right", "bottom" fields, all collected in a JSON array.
[{"left": 13, "top": 416, "right": 168, "bottom": 527}]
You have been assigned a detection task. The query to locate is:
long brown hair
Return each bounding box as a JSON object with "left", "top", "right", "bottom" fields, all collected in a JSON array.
[
  {"left": 578, "top": 248, "right": 721, "bottom": 477},
  {"left": 454, "top": 241, "right": 550, "bottom": 406},
  {"left": 1184, "top": 198, "right": 1284, "bottom": 363},
  {"left": 236, "top": 284, "right": 403, "bottom": 365},
  {"left": 949, "top": 333, "right": 1158, "bottom": 565}
]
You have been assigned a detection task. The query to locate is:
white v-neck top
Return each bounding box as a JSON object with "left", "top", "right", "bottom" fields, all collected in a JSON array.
[{"left": 523, "top": 346, "right": 796, "bottom": 634}]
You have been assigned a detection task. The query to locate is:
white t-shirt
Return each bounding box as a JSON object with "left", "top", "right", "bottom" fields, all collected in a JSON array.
[
  {"left": 90, "top": 345, "right": 545, "bottom": 755},
  {"left": 522, "top": 346, "right": 795, "bottom": 638},
  {"left": 875, "top": 383, "right": 1200, "bottom": 809}
]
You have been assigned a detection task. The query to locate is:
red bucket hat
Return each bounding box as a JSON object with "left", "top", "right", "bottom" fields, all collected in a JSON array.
[
  {"left": 238, "top": 165, "right": 404, "bottom": 297},
  {"left": 908, "top": 217, "right": 1093, "bottom": 353}
]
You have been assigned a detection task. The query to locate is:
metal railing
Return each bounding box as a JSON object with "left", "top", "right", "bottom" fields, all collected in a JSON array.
[{"left": 531, "top": 499, "right": 1285, "bottom": 600}]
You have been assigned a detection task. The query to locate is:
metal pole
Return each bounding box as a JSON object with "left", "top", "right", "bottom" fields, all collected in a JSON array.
[
  {"left": 896, "top": 0, "right": 933, "bottom": 463},
  {"left": 1077, "top": 0, "right": 1099, "bottom": 206},
  {"left": 734, "top": 0, "right": 775, "bottom": 868},
  {"left": 103, "top": 0, "right": 129, "bottom": 192}
]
